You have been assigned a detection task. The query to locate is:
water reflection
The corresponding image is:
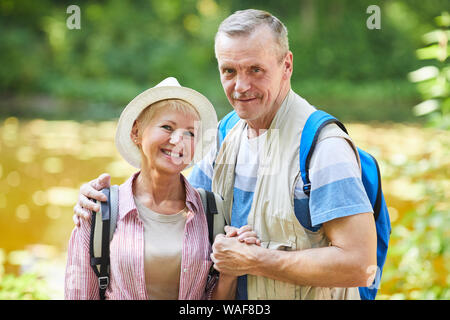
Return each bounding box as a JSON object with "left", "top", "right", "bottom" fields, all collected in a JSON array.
[
  {"left": 0, "top": 117, "right": 137, "bottom": 299},
  {"left": 0, "top": 117, "right": 448, "bottom": 299}
]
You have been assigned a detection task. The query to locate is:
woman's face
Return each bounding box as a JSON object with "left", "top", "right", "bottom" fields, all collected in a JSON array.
[{"left": 134, "top": 106, "right": 198, "bottom": 175}]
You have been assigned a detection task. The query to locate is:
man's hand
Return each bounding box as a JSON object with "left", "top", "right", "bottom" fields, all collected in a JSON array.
[
  {"left": 72, "top": 173, "right": 111, "bottom": 226},
  {"left": 211, "top": 230, "right": 261, "bottom": 276}
]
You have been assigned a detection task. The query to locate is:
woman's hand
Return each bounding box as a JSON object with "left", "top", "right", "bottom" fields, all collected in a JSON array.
[
  {"left": 72, "top": 173, "right": 111, "bottom": 226},
  {"left": 224, "top": 225, "right": 261, "bottom": 246}
]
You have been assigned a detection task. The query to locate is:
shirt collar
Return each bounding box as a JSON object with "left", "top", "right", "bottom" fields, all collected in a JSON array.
[
  {"left": 118, "top": 171, "right": 202, "bottom": 221},
  {"left": 180, "top": 173, "right": 202, "bottom": 214},
  {"left": 118, "top": 172, "right": 139, "bottom": 221}
]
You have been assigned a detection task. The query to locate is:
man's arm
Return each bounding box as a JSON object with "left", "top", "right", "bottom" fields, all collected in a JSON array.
[
  {"left": 73, "top": 173, "right": 111, "bottom": 226},
  {"left": 211, "top": 211, "right": 377, "bottom": 288}
]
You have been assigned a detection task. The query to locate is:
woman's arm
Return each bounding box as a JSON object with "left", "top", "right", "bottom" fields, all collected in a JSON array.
[
  {"left": 209, "top": 225, "right": 259, "bottom": 299},
  {"left": 211, "top": 273, "right": 237, "bottom": 300}
]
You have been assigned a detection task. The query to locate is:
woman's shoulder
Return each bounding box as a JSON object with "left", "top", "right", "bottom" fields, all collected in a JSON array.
[{"left": 181, "top": 174, "right": 202, "bottom": 208}]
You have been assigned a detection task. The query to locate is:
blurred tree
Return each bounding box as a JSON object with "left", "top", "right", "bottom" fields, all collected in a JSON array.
[
  {"left": 408, "top": 12, "right": 449, "bottom": 129},
  {"left": 0, "top": 0, "right": 448, "bottom": 121}
]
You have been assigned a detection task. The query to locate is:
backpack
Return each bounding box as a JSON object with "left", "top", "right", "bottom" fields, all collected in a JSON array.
[
  {"left": 217, "top": 109, "right": 391, "bottom": 300},
  {"left": 89, "top": 185, "right": 226, "bottom": 300},
  {"left": 301, "top": 110, "right": 391, "bottom": 299}
]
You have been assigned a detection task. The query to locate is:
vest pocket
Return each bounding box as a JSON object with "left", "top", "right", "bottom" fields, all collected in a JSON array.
[
  {"left": 251, "top": 274, "right": 298, "bottom": 300},
  {"left": 266, "top": 240, "right": 292, "bottom": 251},
  {"left": 273, "top": 278, "right": 298, "bottom": 299},
  {"left": 303, "top": 227, "right": 330, "bottom": 248}
]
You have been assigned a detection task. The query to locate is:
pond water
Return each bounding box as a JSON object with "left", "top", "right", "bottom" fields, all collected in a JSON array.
[
  {"left": 0, "top": 117, "right": 448, "bottom": 299},
  {"left": 0, "top": 117, "right": 139, "bottom": 297}
]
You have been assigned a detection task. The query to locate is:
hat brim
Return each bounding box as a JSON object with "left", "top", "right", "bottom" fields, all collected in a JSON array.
[{"left": 115, "top": 85, "right": 218, "bottom": 169}]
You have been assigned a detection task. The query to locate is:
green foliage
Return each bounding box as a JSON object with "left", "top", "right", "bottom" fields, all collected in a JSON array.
[
  {"left": 0, "top": 273, "right": 50, "bottom": 300},
  {"left": 408, "top": 12, "right": 450, "bottom": 129},
  {"left": 0, "top": 0, "right": 448, "bottom": 121},
  {"left": 374, "top": 125, "right": 450, "bottom": 299},
  {"left": 382, "top": 190, "right": 450, "bottom": 299}
]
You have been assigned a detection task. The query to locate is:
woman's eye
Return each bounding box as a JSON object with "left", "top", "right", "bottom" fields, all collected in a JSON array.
[
  {"left": 161, "top": 125, "right": 172, "bottom": 131},
  {"left": 184, "top": 131, "right": 195, "bottom": 138}
]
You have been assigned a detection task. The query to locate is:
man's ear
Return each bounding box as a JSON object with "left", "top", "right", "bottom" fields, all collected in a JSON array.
[
  {"left": 130, "top": 120, "right": 139, "bottom": 144},
  {"left": 282, "top": 51, "right": 293, "bottom": 80}
]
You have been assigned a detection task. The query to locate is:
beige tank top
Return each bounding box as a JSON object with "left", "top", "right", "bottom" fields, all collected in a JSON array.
[{"left": 134, "top": 197, "right": 187, "bottom": 300}]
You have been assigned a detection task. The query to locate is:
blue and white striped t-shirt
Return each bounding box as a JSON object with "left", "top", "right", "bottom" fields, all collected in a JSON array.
[{"left": 188, "top": 125, "right": 372, "bottom": 299}]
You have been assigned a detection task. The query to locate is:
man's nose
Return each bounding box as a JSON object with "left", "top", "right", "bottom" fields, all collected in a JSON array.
[{"left": 234, "top": 74, "right": 251, "bottom": 93}]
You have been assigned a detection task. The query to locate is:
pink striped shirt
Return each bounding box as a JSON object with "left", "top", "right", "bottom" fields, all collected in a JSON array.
[{"left": 65, "top": 172, "right": 216, "bottom": 300}]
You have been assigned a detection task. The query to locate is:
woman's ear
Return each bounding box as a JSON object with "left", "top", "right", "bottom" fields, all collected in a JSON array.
[{"left": 130, "top": 120, "right": 140, "bottom": 145}]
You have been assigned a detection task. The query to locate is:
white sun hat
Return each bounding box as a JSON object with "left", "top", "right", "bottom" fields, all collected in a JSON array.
[{"left": 115, "top": 77, "right": 218, "bottom": 169}]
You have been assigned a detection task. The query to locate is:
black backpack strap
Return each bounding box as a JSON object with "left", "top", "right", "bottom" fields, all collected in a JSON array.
[
  {"left": 196, "top": 188, "right": 220, "bottom": 246},
  {"left": 204, "top": 190, "right": 220, "bottom": 278},
  {"left": 89, "top": 188, "right": 111, "bottom": 300},
  {"left": 99, "top": 188, "right": 111, "bottom": 300},
  {"left": 205, "top": 190, "right": 218, "bottom": 246},
  {"left": 196, "top": 188, "right": 221, "bottom": 278}
]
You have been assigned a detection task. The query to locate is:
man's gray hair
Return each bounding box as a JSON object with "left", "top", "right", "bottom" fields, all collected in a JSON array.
[{"left": 215, "top": 9, "right": 289, "bottom": 61}]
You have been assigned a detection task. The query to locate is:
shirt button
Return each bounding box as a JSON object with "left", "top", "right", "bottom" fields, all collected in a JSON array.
[{"left": 183, "top": 268, "right": 188, "bottom": 273}]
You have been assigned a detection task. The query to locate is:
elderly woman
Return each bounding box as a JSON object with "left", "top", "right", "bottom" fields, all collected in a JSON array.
[{"left": 65, "top": 77, "right": 254, "bottom": 300}]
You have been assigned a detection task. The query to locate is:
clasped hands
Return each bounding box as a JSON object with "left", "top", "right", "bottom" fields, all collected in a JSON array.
[{"left": 211, "top": 225, "right": 261, "bottom": 277}]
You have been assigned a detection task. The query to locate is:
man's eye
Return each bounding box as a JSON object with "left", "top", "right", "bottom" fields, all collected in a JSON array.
[
  {"left": 252, "top": 67, "right": 261, "bottom": 73},
  {"left": 224, "top": 68, "right": 234, "bottom": 74},
  {"left": 184, "top": 131, "right": 195, "bottom": 138}
]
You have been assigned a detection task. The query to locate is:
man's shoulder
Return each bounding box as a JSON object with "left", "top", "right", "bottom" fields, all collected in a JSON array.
[
  {"left": 220, "top": 110, "right": 239, "bottom": 123},
  {"left": 219, "top": 110, "right": 240, "bottom": 130},
  {"left": 218, "top": 110, "right": 241, "bottom": 144},
  {"left": 312, "top": 136, "right": 359, "bottom": 167}
]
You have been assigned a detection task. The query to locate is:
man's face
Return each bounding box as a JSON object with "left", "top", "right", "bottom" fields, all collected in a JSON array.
[{"left": 215, "top": 26, "right": 292, "bottom": 128}]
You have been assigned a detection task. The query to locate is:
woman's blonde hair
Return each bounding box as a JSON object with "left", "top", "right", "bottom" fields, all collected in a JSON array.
[{"left": 135, "top": 99, "right": 200, "bottom": 136}]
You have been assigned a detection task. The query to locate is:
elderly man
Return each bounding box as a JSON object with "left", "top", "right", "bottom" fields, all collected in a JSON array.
[{"left": 74, "top": 9, "right": 377, "bottom": 300}]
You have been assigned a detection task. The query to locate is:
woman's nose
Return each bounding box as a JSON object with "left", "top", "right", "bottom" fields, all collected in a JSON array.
[{"left": 169, "top": 131, "right": 182, "bottom": 144}]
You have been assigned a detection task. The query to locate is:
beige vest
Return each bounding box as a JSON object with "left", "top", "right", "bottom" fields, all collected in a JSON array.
[{"left": 212, "top": 90, "right": 361, "bottom": 300}]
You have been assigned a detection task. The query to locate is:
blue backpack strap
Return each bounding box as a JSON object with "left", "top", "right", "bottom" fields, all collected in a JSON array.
[
  {"left": 213, "top": 110, "right": 241, "bottom": 169},
  {"left": 299, "top": 110, "right": 347, "bottom": 196},
  {"left": 218, "top": 110, "right": 241, "bottom": 146}
]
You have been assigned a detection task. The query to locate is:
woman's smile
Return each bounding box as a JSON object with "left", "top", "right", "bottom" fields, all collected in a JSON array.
[{"left": 161, "top": 148, "right": 183, "bottom": 159}]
